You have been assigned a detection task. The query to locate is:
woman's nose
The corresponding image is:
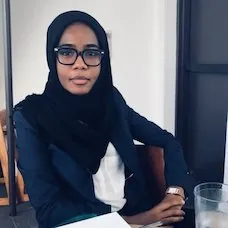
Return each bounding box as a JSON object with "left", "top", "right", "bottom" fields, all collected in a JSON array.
[{"left": 72, "top": 55, "right": 88, "bottom": 69}]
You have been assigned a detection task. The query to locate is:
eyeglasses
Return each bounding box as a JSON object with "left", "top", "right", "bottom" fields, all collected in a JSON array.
[{"left": 54, "top": 46, "right": 105, "bottom": 67}]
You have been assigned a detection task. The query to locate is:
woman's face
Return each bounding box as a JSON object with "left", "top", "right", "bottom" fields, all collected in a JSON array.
[{"left": 56, "top": 23, "right": 101, "bottom": 95}]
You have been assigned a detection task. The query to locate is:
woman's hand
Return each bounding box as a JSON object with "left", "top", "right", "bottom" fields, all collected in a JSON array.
[{"left": 122, "top": 194, "right": 185, "bottom": 225}]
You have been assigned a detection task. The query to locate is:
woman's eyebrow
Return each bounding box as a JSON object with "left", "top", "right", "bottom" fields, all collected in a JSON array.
[
  {"left": 58, "top": 43, "right": 75, "bottom": 48},
  {"left": 58, "top": 43, "right": 99, "bottom": 49},
  {"left": 84, "top": 44, "right": 99, "bottom": 49}
]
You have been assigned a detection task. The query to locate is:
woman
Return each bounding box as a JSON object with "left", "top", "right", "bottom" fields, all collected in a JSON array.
[{"left": 14, "top": 11, "right": 195, "bottom": 228}]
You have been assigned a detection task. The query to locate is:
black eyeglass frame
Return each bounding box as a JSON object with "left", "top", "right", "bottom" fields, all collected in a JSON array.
[{"left": 54, "top": 46, "right": 105, "bottom": 67}]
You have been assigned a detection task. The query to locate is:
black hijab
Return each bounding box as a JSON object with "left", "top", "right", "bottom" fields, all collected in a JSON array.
[{"left": 15, "top": 11, "right": 118, "bottom": 173}]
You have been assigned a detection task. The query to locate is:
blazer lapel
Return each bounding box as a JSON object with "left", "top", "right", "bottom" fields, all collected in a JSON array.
[{"left": 50, "top": 144, "right": 99, "bottom": 203}]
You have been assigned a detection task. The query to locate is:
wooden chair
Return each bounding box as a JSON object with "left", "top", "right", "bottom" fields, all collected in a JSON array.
[
  {"left": 0, "top": 109, "right": 29, "bottom": 206},
  {"left": 137, "top": 145, "right": 166, "bottom": 204}
]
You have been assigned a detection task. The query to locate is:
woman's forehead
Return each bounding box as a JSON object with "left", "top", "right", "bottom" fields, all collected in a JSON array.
[{"left": 58, "top": 23, "right": 98, "bottom": 47}]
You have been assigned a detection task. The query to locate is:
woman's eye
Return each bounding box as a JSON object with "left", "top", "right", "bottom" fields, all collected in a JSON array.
[
  {"left": 85, "top": 50, "right": 100, "bottom": 58},
  {"left": 59, "top": 49, "right": 75, "bottom": 56}
]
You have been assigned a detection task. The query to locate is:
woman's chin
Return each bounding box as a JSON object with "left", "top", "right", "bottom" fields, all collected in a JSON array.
[{"left": 67, "top": 85, "right": 92, "bottom": 95}]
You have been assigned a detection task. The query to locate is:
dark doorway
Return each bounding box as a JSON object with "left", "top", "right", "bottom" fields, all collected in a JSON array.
[{"left": 176, "top": 0, "right": 228, "bottom": 183}]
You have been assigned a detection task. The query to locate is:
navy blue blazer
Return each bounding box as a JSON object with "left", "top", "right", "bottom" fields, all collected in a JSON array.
[{"left": 14, "top": 90, "right": 195, "bottom": 227}]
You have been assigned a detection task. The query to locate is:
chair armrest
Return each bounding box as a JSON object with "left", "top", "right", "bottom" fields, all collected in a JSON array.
[{"left": 136, "top": 145, "right": 166, "bottom": 204}]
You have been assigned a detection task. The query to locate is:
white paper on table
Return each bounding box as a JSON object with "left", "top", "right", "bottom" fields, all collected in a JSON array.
[
  {"left": 58, "top": 212, "right": 131, "bottom": 228},
  {"left": 223, "top": 113, "right": 228, "bottom": 184}
]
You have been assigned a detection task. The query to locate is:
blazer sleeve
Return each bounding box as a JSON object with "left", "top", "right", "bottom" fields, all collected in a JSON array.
[
  {"left": 127, "top": 105, "right": 196, "bottom": 197},
  {"left": 14, "top": 111, "right": 109, "bottom": 228},
  {"left": 114, "top": 88, "right": 196, "bottom": 197}
]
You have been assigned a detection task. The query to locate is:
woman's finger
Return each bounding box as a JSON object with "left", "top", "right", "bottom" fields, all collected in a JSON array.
[
  {"left": 158, "top": 198, "right": 185, "bottom": 211},
  {"left": 169, "top": 205, "right": 183, "bottom": 210},
  {"left": 161, "top": 208, "right": 185, "bottom": 219},
  {"left": 162, "top": 216, "right": 184, "bottom": 224},
  {"left": 163, "top": 195, "right": 185, "bottom": 205}
]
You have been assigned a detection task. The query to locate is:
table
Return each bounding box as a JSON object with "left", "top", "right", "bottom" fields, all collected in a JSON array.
[{"left": 130, "top": 225, "right": 173, "bottom": 228}]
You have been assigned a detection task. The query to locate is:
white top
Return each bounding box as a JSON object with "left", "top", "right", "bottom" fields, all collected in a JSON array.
[{"left": 92, "top": 143, "right": 126, "bottom": 212}]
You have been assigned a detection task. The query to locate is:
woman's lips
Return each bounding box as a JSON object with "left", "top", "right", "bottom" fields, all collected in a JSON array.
[{"left": 70, "top": 77, "right": 89, "bottom": 85}]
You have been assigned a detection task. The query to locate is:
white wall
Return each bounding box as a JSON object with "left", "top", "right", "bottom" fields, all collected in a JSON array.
[
  {"left": 0, "top": 0, "right": 177, "bottom": 133},
  {"left": 164, "top": 0, "right": 178, "bottom": 133}
]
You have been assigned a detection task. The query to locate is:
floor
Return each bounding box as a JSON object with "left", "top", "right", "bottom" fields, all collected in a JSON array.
[{"left": 0, "top": 184, "right": 38, "bottom": 228}]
